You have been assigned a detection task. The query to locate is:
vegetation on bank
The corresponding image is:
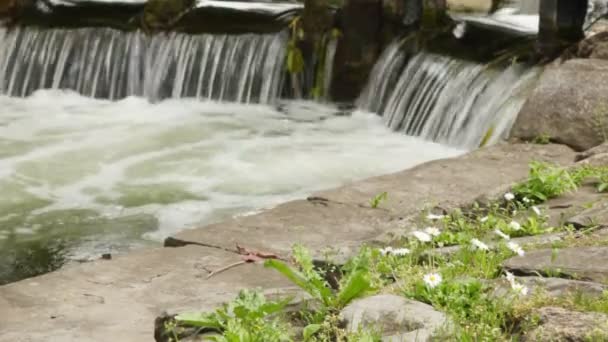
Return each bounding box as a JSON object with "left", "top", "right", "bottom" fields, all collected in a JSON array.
[{"left": 163, "top": 162, "right": 608, "bottom": 341}]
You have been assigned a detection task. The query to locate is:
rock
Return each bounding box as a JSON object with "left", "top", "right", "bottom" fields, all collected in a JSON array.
[
  {"left": 510, "top": 59, "right": 608, "bottom": 151},
  {"left": 492, "top": 277, "right": 608, "bottom": 299},
  {"left": 0, "top": 245, "right": 295, "bottom": 341},
  {"left": 543, "top": 184, "right": 606, "bottom": 228},
  {"left": 503, "top": 247, "right": 608, "bottom": 283},
  {"left": 340, "top": 295, "right": 449, "bottom": 341},
  {"left": 575, "top": 142, "right": 608, "bottom": 162},
  {"left": 576, "top": 31, "right": 608, "bottom": 60},
  {"left": 567, "top": 201, "right": 608, "bottom": 229},
  {"left": 524, "top": 307, "right": 608, "bottom": 341}
]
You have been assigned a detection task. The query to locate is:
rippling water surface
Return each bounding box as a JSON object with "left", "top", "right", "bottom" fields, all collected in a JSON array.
[{"left": 0, "top": 90, "right": 464, "bottom": 283}]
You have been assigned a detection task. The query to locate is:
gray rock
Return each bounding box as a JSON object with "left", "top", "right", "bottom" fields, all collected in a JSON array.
[
  {"left": 524, "top": 307, "right": 608, "bottom": 341},
  {"left": 575, "top": 142, "right": 608, "bottom": 162},
  {"left": 492, "top": 277, "right": 607, "bottom": 299},
  {"left": 577, "top": 150, "right": 608, "bottom": 168},
  {"left": 510, "top": 59, "right": 608, "bottom": 151},
  {"left": 340, "top": 294, "right": 449, "bottom": 341},
  {"left": 503, "top": 247, "right": 608, "bottom": 282},
  {"left": 543, "top": 185, "right": 606, "bottom": 228},
  {"left": 567, "top": 201, "right": 608, "bottom": 229}
]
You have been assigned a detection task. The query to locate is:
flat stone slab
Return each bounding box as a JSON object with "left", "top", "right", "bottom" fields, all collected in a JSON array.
[
  {"left": 543, "top": 185, "right": 606, "bottom": 228},
  {"left": 567, "top": 200, "right": 608, "bottom": 229},
  {"left": 503, "top": 247, "right": 608, "bottom": 283},
  {"left": 0, "top": 245, "right": 295, "bottom": 341},
  {"left": 492, "top": 276, "right": 608, "bottom": 299},
  {"left": 312, "top": 144, "right": 574, "bottom": 212},
  {"left": 524, "top": 307, "right": 608, "bottom": 341},
  {"left": 170, "top": 199, "right": 396, "bottom": 264},
  {"left": 172, "top": 144, "right": 575, "bottom": 262}
]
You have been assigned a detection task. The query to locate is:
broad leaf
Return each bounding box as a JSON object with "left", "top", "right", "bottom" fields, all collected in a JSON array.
[
  {"left": 302, "top": 324, "right": 322, "bottom": 341},
  {"left": 174, "top": 312, "right": 223, "bottom": 330},
  {"left": 264, "top": 259, "right": 332, "bottom": 305},
  {"left": 336, "top": 270, "right": 371, "bottom": 308}
]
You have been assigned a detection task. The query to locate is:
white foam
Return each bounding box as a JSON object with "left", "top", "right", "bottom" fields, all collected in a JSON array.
[{"left": 0, "top": 92, "right": 464, "bottom": 250}]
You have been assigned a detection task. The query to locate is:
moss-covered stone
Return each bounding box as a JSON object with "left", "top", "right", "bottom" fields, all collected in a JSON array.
[{"left": 142, "top": 0, "right": 195, "bottom": 31}]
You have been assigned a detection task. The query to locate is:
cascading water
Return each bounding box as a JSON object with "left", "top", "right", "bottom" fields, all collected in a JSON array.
[
  {"left": 0, "top": 26, "right": 286, "bottom": 103},
  {"left": 358, "top": 42, "right": 540, "bottom": 148}
]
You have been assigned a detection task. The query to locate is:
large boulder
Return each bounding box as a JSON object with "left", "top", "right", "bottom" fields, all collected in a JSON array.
[
  {"left": 524, "top": 307, "right": 608, "bottom": 341},
  {"left": 339, "top": 294, "right": 449, "bottom": 341},
  {"left": 510, "top": 59, "right": 608, "bottom": 151}
]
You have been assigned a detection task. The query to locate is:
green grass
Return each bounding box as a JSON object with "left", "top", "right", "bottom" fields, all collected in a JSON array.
[{"left": 166, "top": 162, "right": 608, "bottom": 341}]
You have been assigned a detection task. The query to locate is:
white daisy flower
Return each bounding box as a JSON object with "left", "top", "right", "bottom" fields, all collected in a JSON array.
[
  {"left": 480, "top": 216, "right": 489, "bottom": 223},
  {"left": 532, "top": 206, "right": 541, "bottom": 216},
  {"left": 379, "top": 247, "right": 394, "bottom": 256},
  {"left": 494, "top": 229, "right": 510, "bottom": 240},
  {"left": 424, "top": 227, "right": 441, "bottom": 237},
  {"left": 413, "top": 231, "right": 432, "bottom": 243},
  {"left": 426, "top": 213, "right": 445, "bottom": 221},
  {"left": 471, "top": 238, "right": 490, "bottom": 251},
  {"left": 423, "top": 273, "right": 442, "bottom": 289},
  {"left": 511, "top": 282, "right": 529, "bottom": 296},
  {"left": 504, "top": 192, "right": 515, "bottom": 201},
  {"left": 507, "top": 242, "right": 525, "bottom": 256},
  {"left": 509, "top": 221, "right": 522, "bottom": 231},
  {"left": 392, "top": 248, "right": 411, "bottom": 256}
]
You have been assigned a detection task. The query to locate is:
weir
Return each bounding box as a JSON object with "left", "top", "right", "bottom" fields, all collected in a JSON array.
[
  {"left": 0, "top": 26, "right": 287, "bottom": 103},
  {"left": 358, "top": 42, "right": 540, "bottom": 148}
]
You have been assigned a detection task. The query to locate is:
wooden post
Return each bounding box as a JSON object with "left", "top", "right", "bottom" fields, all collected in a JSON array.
[{"left": 539, "top": 0, "right": 588, "bottom": 57}]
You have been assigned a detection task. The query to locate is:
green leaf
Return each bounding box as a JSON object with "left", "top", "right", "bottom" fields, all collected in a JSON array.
[
  {"left": 174, "top": 312, "right": 223, "bottom": 330},
  {"left": 264, "top": 259, "right": 332, "bottom": 305},
  {"left": 598, "top": 183, "right": 608, "bottom": 193},
  {"left": 478, "top": 126, "right": 494, "bottom": 148},
  {"left": 303, "top": 324, "right": 322, "bottom": 341},
  {"left": 336, "top": 270, "right": 371, "bottom": 308}
]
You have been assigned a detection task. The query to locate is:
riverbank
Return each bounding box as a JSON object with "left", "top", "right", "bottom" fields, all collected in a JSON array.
[{"left": 0, "top": 142, "right": 581, "bottom": 341}]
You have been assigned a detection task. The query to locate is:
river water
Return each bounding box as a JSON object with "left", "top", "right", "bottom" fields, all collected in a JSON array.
[{"left": 0, "top": 90, "right": 464, "bottom": 283}]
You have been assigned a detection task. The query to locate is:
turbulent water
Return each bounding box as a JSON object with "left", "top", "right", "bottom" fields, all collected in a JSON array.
[
  {"left": 0, "top": 27, "right": 286, "bottom": 103},
  {"left": 0, "top": 90, "right": 463, "bottom": 283},
  {"left": 358, "top": 43, "right": 540, "bottom": 148}
]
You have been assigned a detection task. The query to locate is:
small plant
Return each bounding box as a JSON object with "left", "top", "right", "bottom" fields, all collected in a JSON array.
[
  {"left": 369, "top": 192, "right": 388, "bottom": 209},
  {"left": 173, "top": 289, "right": 292, "bottom": 342},
  {"left": 532, "top": 133, "right": 551, "bottom": 145},
  {"left": 265, "top": 245, "right": 372, "bottom": 340},
  {"left": 512, "top": 162, "right": 578, "bottom": 203}
]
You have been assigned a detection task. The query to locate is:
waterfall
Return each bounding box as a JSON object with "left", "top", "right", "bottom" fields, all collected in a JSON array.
[
  {"left": 0, "top": 26, "right": 287, "bottom": 103},
  {"left": 358, "top": 43, "right": 540, "bottom": 148}
]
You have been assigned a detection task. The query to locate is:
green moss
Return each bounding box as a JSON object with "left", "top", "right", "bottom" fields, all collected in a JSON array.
[
  {"left": 101, "top": 183, "right": 206, "bottom": 208},
  {"left": 142, "top": 0, "right": 196, "bottom": 31}
]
